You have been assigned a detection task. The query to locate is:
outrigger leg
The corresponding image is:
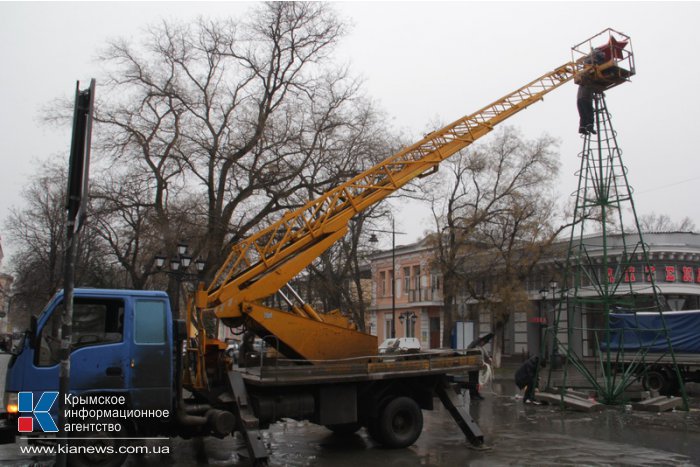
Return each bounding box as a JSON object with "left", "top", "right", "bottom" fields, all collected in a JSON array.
[
  {"left": 436, "top": 377, "right": 485, "bottom": 447},
  {"left": 227, "top": 372, "right": 269, "bottom": 465}
]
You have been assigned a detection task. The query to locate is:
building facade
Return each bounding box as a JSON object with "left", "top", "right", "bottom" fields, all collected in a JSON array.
[
  {"left": 369, "top": 237, "right": 444, "bottom": 348},
  {"left": 368, "top": 232, "right": 700, "bottom": 358}
]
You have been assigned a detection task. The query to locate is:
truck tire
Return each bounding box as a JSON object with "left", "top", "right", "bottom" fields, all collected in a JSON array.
[
  {"left": 326, "top": 422, "right": 362, "bottom": 435},
  {"left": 375, "top": 396, "right": 423, "bottom": 449},
  {"left": 642, "top": 369, "right": 671, "bottom": 395}
]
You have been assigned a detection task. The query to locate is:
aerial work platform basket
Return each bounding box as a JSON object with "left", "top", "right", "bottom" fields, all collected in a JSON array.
[{"left": 572, "top": 28, "right": 635, "bottom": 90}]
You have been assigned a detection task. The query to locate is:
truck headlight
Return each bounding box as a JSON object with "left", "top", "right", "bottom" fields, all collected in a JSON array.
[{"left": 4, "top": 392, "right": 18, "bottom": 414}]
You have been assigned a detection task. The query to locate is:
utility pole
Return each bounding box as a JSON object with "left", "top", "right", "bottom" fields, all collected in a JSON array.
[
  {"left": 56, "top": 79, "right": 95, "bottom": 467},
  {"left": 390, "top": 217, "right": 396, "bottom": 338}
]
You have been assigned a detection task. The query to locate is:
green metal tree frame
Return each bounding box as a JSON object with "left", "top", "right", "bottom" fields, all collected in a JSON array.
[{"left": 544, "top": 93, "right": 688, "bottom": 408}]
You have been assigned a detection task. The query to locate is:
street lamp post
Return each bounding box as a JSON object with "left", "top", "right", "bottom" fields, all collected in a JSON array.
[
  {"left": 154, "top": 242, "right": 205, "bottom": 319},
  {"left": 538, "top": 288, "right": 548, "bottom": 358},
  {"left": 548, "top": 279, "right": 560, "bottom": 368},
  {"left": 368, "top": 217, "right": 405, "bottom": 339}
]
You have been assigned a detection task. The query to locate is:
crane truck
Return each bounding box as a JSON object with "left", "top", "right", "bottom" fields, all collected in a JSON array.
[{"left": 0, "top": 29, "right": 634, "bottom": 466}]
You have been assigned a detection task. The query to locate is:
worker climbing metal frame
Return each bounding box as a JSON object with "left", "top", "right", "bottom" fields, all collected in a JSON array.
[{"left": 544, "top": 29, "right": 689, "bottom": 408}]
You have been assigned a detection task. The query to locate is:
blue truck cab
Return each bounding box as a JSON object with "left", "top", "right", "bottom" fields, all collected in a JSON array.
[{"left": 2, "top": 288, "right": 176, "bottom": 439}]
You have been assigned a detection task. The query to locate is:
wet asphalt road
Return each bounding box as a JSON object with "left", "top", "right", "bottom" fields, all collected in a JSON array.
[{"left": 3, "top": 380, "right": 699, "bottom": 466}]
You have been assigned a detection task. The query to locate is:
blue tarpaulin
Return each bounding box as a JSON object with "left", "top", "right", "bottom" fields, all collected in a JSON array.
[{"left": 607, "top": 310, "right": 700, "bottom": 353}]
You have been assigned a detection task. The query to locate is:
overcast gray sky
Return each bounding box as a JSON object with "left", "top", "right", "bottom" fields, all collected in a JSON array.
[{"left": 1, "top": 1, "right": 699, "bottom": 264}]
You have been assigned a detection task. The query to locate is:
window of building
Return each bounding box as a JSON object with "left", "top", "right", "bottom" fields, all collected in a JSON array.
[
  {"left": 413, "top": 265, "right": 421, "bottom": 290},
  {"left": 379, "top": 271, "right": 386, "bottom": 296},
  {"left": 431, "top": 273, "right": 441, "bottom": 290},
  {"left": 404, "top": 316, "right": 416, "bottom": 338},
  {"left": 404, "top": 267, "right": 411, "bottom": 293},
  {"left": 389, "top": 269, "right": 394, "bottom": 297}
]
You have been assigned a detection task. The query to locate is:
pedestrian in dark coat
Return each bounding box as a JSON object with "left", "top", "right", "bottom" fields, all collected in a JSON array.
[{"left": 515, "top": 355, "right": 544, "bottom": 404}]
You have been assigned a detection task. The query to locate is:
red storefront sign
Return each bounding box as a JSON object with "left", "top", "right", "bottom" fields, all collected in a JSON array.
[
  {"left": 681, "top": 266, "right": 694, "bottom": 283},
  {"left": 602, "top": 264, "right": 699, "bottom": 284},
  {"left": 665, "top": 266, "right": 676, "bottom": 282}
]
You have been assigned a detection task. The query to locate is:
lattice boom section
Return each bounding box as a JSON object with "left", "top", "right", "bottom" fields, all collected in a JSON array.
[{"left": 208, "top": 62, "right": 581, "bottom": 300}]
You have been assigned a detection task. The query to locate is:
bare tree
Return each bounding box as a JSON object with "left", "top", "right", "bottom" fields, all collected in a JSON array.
[
  {"left": 4, "top": 161, "right": 117, "bottom": 329},
  {"left": 428, "top": 127, "right": 564, "bottom": 360},
  {"left": 635, "top": 212, "right": 696, "bottom": 233},
  {"left": 95, "top": 4, "right": 357, "bottom": 281},
  {"left": 83, "top": 4, "right": 397, "bottom": 324},
  {"left": 33, "top": 4, "right": 391, "bottom": 323},
  {"left": 469, "top": 185, "right": 568, "bottom": 366},
  {"left": 88, "top": 168, "right": 204, "bottom": 291}
]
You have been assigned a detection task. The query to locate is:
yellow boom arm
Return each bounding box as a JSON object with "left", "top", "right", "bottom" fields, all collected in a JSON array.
[
  {"left": 205, "top": 64, "right": 578, "bottom": 310},
  {"left": 188, "top": 29, "right": 634, "bottom": 377}
]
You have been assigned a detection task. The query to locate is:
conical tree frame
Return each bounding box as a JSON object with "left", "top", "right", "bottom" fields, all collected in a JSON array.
[{"left": 544, "top": 93, "right": 688, "bottom": 408}]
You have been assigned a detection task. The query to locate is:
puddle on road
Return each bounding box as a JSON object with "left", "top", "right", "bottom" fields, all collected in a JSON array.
[
  {"left": 468, "top": 431, "right": 694, "bottom": 467},
  {"left": 31, "top": 380, "right": 697, "bottom": 466}
]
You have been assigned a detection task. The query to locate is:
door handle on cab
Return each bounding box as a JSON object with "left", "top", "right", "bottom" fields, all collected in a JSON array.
[{"left": 106, "top": 366, "right": 122, "bottom": 376}]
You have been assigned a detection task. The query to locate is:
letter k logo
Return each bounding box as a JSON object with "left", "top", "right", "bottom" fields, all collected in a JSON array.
[{"left": 18, "top": 392, "right": 59, "bottom": 432}]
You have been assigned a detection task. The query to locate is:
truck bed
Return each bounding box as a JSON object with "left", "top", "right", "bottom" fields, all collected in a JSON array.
[{"left": 238, "top": 351, "right": 481, "bottom": 386}]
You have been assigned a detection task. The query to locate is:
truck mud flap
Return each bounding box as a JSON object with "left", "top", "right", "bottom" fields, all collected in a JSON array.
[
  {"left": 435, "top": 377, "right": 484, "bottom": 447},
  {"left": 0, "top": 418, "right": 16, "bottom": 444},
  {"left": 228, "top": 371, "right": 269, "bottom": 463}
]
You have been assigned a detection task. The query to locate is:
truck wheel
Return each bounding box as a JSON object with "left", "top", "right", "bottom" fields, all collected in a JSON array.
[
  {"left": 67, "top": 419, "right": 130, "bottom": 467},
  {"left": 375, "top": 396, "right": 423, "bottom": 448},
  {"left": 642, "top": 369, "right": 671, "bottom": 395},
  {"left": 326, "top": 422, "right": 362, "bottom": 435}
]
